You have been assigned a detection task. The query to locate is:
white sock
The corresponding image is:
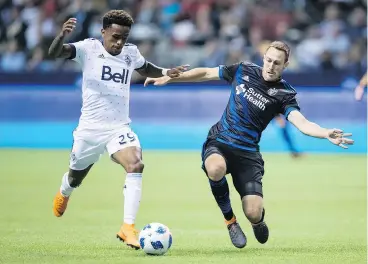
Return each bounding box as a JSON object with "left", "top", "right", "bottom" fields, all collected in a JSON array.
[
  {"left": 60, "top": 172, "right": 74, "bottom": 197},
  {"left": 123, "top": 173, "right": 142, "bottom": 225}
]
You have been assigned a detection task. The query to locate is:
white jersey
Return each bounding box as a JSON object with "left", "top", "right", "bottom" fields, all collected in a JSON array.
[{"left": 69, "top": 38, "right": 145, "bottom": 129}]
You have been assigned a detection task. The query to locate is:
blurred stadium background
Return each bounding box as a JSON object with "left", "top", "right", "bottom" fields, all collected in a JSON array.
[
  {"left": 0, "top": 0, "right": 367, "bottom": 151},
  {"left": 0, "top": 0, "right": 367, "bottom": 263}
]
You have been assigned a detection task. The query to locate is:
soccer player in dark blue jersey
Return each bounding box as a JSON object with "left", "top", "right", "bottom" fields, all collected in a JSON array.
[{"left": 144, "top": 41, "right": 354, "bottom": 248}]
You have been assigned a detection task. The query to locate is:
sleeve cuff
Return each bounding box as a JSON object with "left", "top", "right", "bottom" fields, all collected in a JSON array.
[
  {"left": 135, "top": 60, "right": 146, "bottom": 70},
  {"left": 284, "top": 107, "right": 299, "bottom": 120},
  {"left": 218, "top": 65, "right": 224, "bottom": 80},
  {"left": 67, "top": 44, "right": 76, "bottom": 60}
]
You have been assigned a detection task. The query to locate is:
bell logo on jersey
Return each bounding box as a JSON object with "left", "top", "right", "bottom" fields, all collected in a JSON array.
[{"left": 101, "top": 66, "right": 129, "bottom": 84}]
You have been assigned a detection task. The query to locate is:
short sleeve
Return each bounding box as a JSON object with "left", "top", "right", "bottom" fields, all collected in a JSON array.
[
  {"left": 281, "top": 93, "right": 301, "bottom": 119},
  {"left": 218, "top": 63, "right": 241, "bottom": 83},
  {"left": 67, "top": 39, "right": 88, "bottom": 65},
  {"left": 134, "top": 47, "right": 146, "bottom": 70}
]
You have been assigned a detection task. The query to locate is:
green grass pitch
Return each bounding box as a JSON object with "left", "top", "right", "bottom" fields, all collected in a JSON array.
[{"left": 0, "top": 150, "right": 366, "bottom": 264}]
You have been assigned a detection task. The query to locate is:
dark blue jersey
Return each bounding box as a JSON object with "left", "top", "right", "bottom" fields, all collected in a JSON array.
[{"left": 207, "top": 61, "right": 300, "bottom": 152}]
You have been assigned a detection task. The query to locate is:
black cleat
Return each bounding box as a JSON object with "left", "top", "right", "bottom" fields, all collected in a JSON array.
[
  {"left": 226, "top": 219, "right": 247, "bottom": 248},
  {"left": 252, "top": 222, "right": 269, "bottom": 244}
]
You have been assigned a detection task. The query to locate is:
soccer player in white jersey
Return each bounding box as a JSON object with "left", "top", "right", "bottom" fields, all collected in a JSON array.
[{"left": 48, "top": 10, "right": 187, "bottom": 249}]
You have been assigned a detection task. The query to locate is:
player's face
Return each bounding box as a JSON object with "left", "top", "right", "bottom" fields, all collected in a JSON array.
[
  {"left": 101, "top": 24, "right": 130, "bottom": 56},
  {"left": 262, "top": 47, "right": 289, "bottom": 82}
]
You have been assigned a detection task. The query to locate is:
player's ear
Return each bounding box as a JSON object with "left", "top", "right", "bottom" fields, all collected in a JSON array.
[
  {"left": 101, "top": 28, "right": 105, "bottom": 37},
  {"left": 283, "top": 60, "right": 289, "bottom": 69}
]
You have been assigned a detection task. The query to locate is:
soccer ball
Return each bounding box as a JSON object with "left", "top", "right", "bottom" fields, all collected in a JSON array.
[{"left": 139, "top": 223, "right": 172, "bottom": 255}]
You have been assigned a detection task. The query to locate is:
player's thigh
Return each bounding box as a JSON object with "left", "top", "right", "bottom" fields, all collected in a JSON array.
[
  {"left": 69, "top": 137, "right": 104, "bottom": 171},
  {"left": 201, "top": 139, "right": 228, "bottom": 180},
  {"left": 106, "top": 127, "right": 143, "bottom": 172},
  {"left": 230, "top": 150, "right": 264, "bottom": 198}
]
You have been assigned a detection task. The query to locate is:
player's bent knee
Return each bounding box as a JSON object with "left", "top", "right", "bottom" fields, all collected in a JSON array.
[
  {"left": 126, "top": 160, "right": 144, "bottom": 173},
  {"left": 242, "top": 195, "right": 263, "bottom": 223},
  {"left": 204, "top": 154, "right": 227, "bottom": 181},
  {"left": 206, "top": 164, "right": 226, "bottom": 181},
  {"left": 244, "top": 206, "right": 263, "bottom": 223}
]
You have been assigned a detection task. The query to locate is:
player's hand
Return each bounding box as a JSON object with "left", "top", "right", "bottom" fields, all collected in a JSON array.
[
  {"left": 144, "top": 76, "right": 171, "bottom": 87},
  {"left": 167, "top": 64, "right": 190, "bottom": 78},
  {"left": 326, "top": 129, "right": 354, "bottom": 149},
  {"left": 354, "top": 85, "right": 364, "bottom": 101},
  {"left": 60, "top": 18, "right": 77, "bottom": 37}
]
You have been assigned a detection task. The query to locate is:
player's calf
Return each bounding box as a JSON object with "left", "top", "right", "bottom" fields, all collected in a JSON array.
[
  {"left": 112, "top": 147, "right": 144, "bottom": 249},
  {"left": 68, "top": 166, "right": 92, "bottom": 187},
  {"left": 242, "top": 195, "right": 269, "bottom": 244},
  {"left": 125, "top": 160, "right": 144, "bottom": 173},
  {"left": 250, "top": 209, "right": 269, "bottom": 244}
]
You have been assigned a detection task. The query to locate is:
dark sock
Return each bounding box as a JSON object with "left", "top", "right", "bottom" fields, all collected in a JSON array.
[
  {"left": 281, "top": 125, "right": 298, "bottom": 153},
  {"left": 209, "top": 177, "right": 234, "bottom": 221}
]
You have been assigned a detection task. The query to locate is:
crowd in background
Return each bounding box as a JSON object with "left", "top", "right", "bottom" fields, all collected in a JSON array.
[{"left": 0, "top": 0, "right": 366, "bottom": 79}]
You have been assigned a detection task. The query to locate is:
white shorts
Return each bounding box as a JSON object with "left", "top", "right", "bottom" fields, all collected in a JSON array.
[{"left": 69, "top": 125, "right": 141, "bottom": 170}]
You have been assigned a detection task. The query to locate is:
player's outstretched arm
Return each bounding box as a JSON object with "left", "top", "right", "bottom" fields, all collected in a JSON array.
[
  {"left": 48, "top": 18, "right": 77, "bottom": 59},
  {"left": 287, "top": 110, "right": 354, "bottom": 149},
  {"left": 144, "top": 67, "right": 220, "bottom": 86},
  {"left": 354, "top": 72, "right": 367, "bottom": 101},
  {"left": 136, "top": 63, "right": 189, "bottom": 78}
]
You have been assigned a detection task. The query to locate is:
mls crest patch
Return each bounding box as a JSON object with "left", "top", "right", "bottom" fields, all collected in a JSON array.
[
  {"left": 267, "top": 88, "right": 278, "bottom": 96},
  {"left": 124, "top": 55, "right": 132, "bottom": 67}
]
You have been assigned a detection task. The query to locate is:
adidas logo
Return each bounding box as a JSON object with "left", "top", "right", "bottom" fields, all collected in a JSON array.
[{"left": 98, "top": 54, "right": 105, "bottom": 59}]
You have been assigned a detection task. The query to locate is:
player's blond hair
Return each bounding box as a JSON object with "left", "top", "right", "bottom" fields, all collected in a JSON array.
[{"left": 267, "top": 41, "right": 290, "bottom": 63}]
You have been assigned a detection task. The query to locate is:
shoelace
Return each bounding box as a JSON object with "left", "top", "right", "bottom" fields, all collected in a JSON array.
[
  {"left": 228, "top": 223, "right": 238, "bottom": 233},
  {"left": 56, "top": 197, "right": 67, "bottom": 209},
  {"left": 123, "top": 228, "right": 139, "bottom": 236}
]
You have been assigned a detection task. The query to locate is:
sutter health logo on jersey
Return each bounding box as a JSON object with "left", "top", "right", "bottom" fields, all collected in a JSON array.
[
  {"left": 101, "top": 66, "right": 129, "bottom": 84},
  {"left": 235, "top": 84, "right": 270, "bottom": 111}
]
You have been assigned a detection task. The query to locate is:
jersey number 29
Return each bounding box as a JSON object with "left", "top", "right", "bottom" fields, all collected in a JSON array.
[{"left": 119, "top": 133, "right": 136, "bottom": 145}]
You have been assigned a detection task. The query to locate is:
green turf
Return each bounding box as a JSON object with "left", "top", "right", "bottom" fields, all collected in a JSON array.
[{"left": 0, "top": 150, "right": 366, "bottom": 264}]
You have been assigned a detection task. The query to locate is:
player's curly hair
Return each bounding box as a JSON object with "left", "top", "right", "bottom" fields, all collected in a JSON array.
[
  {"left": 102, "top": 10, "right": 134, "bottom": 29},
  {"left": 267, "top": 41, "right": 290, "bottom": 63}
]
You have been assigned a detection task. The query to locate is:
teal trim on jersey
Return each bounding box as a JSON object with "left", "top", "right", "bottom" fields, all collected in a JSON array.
[
  {"left": 218, "top": 66, "right": 224, "bottom": 80},
  {"left": 284, "top": 107, "right": 299, "bottom": 119}
]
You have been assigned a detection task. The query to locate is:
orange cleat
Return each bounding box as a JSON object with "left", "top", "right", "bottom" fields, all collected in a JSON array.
[
  {"left": 53, "top": 191, "right": 70, "bottom": 217},
  {"left": 116, "top": 223, "right": 140, "bottom": 249}
]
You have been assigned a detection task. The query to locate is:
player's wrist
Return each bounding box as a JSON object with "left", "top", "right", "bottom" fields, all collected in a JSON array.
[
  {"left": 323, "top": 129, "right": 330, "bottom": 139},
  {"left": 58, "top": 32, "right": 66, "bottom": 39}
]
